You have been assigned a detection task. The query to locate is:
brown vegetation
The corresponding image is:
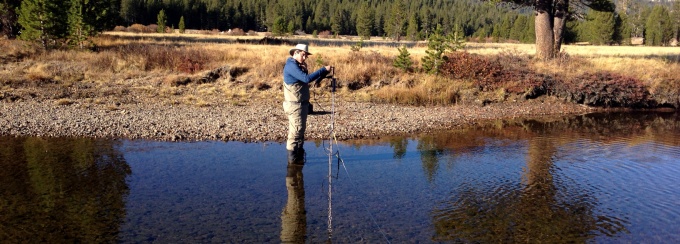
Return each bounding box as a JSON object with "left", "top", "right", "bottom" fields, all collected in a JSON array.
[{"left": 1, "top": 34, "right": 679, "bottom": 109}]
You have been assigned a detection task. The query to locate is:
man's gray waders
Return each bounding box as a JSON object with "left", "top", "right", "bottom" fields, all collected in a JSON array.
[{"left": 283, "top": 81, "right": 310, "bottom": 154}]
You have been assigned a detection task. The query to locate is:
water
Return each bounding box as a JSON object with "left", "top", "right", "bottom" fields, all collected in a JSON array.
[{"left": 1, "top": 112, "right": 680, "bottom": 243}]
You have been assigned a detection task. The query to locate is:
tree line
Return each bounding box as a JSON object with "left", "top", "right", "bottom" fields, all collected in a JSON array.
[{"left": 1, "top": 0, "right": 679, "bottom": 49}]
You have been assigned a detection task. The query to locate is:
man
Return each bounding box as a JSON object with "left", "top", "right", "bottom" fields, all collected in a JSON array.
[{"left": 283, "top": 43, "right": 332, "bottom": 164}]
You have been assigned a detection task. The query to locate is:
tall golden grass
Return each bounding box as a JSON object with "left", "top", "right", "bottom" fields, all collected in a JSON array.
[{"left": 1, "top": 35, "right": 678, "bottom": 107}]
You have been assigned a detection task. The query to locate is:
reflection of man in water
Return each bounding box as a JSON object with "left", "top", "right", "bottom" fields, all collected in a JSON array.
[{"left": 280, "top": 164, "right": 306, "bottom": 243}]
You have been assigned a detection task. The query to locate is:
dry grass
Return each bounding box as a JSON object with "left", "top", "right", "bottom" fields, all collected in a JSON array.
[{"left": 2, "top": 34, "right": 679, "bottom": 107}]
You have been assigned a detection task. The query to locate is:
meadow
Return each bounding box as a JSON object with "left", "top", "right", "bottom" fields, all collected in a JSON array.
[{"left": 1, "top": 32, "right": 678, "bottom": 108}]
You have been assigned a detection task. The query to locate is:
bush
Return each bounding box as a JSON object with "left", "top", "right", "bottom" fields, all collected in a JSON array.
[
  {"left": 441, "top": 52, "right": 503, "bottom": 88},
  {"left": 229, "top": 28, "right": 245, "bottom": 36},
  {"left": 127, "top": 24, "right": 146, "bottom": 33},
  {"left": 318, "top": 30, "right": 332, "bottom": 39},
  {"left": 114, "top": 44, "right": 212, "bottom": 74},
  {"left": 550, "top": 72, "right": 650, "bottom": 107},
  {"left": 441, "top": 52, "right": 548, "bottom": 98},
  {"left": 113, "top": 26, "right": 126, "bottom": 32},
  {"left": 393, "top": 46, "right": 413, "bottom": 72},
  {"left": 146, "top": 24, "right": 159, "bottom": 33}
]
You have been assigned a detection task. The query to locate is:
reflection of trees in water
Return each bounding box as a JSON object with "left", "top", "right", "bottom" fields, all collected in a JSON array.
[
  {"left": 417, "top": 136, "right": 444, "bottom": 183},
  {"left": 0, "top": 137, "right": 131, "bottom": 243},
  {"left": 402, "top": 112, "right": 678, "bottom": 242},
  {"left": 388, "top": 137, "right": 408, "bottom": 159},
  {"left": 431, "top": 134, "right": 628, "bottom": 242}
]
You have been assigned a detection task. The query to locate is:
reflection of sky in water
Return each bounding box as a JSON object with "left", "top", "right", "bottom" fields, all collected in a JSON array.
[
  {"left": 3, "top": 113, "right": 679, "bottom": 242},
  {"left": 117, "top": 133, "right": 680, "bottom": 243}
]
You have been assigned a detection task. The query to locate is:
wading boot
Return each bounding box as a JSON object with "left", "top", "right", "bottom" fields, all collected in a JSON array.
[{"left": 287, "top": 149, "right": 304, "bottom": 165}]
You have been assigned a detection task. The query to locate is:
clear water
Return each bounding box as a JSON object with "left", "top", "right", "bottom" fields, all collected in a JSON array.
[{"left": 1, "top": 112, "right": 679, "bottom": 243}]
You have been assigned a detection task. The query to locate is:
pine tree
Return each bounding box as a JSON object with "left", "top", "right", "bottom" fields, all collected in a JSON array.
[
  {"left": 407, "top": 12, "right": 419, "bottom": 41},
  {"left": 356, "top": 2, "right": 374, "bottom": 40},
  {"left": 393, "top": 45, "right": 413, "bottom": 72},
  {"left": 645, "top": 5, "right": 673, "bottom": 46},
  {"left": 157, "top": 9, "right": 167, "bottom": 33},
  {"left": 179, "top": 16, "right": 185, "bottom": 34},
  {"left": 672, "top": 1, "right": 680, "bottom": 43},
  {"left": 330, "top": 9, "right": 342, "bottom": 36},
  {"left": 509, "top": 15, "right": 526, "bottom": 41},
  {"left": 584, "top": 10, "right": 615, "bottom": 45},
  {"left": 18, "top": 0, "right": 69, "bottom": 49},
  {"left": 384, "top": 0, "right": 406, "bottom": 41},
  {"left": 287, "top": 20, "right": 294, "bottom": 35},
  {"left": 422, "top": 24, "right": 464, "bottom": 75},
  {"left": 68, "top": 0, "right": 91, "bottom": 49},
  {"left": 421, "top": 24, "right": 446, "bottom": 74},
  {"left": 1, "top": 0, "right": 20, "bottom": 38},
  {"left": 271, "top": 16, "right": 286, "bottom": 36}
]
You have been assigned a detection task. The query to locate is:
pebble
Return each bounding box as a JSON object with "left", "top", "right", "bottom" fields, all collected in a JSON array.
[{"left": 0, "top": 99, "right": 596, "bottom": 142}]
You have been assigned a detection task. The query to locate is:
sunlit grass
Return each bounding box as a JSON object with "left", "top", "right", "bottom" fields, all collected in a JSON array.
[{"left": 2, "top": 34, "right": 679, "bottom": 107}]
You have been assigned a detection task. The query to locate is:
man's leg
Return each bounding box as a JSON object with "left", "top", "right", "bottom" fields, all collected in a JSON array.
[{"left": 284, "top": 102, "right": 305, "bottom": 164}]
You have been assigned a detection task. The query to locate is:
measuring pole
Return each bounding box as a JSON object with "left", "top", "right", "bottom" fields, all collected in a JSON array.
[{"left": 327, "top": 70, "right": 336, "bottom": 240}]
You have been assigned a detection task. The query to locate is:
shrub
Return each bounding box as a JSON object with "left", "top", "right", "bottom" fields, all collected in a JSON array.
[
  {"left": 318, "top": 30, "right": 332, "bottom": 39},
  {"left": 146, "top": 24, "right": 159, "bottom": 33},
  {"left": 229, "top": 28, "right": 245, "bottom": 36},
  {"left": 441, "top": 52, "right": 548, "bottom": 98},
  {"left": 128, "top": 24, "right": 146, "bottom": 33},
  {"left": 114, "top": 44, "right": 212, "bottom": 73},
  {"left": 393, "top": 46, "right": 413, "bottom": 72},
  {"left": 113, "top": 26, "right": 126, "bottom": 32},
  {"left": 441, "top": 52, "right": 503, "bottom": 88},
  {"left": 550, "top": 72, "right": 650, "bottom": 107}
]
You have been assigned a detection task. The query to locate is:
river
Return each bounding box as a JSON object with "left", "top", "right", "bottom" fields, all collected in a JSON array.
[{"left": 1, "top": 111, "right": 679, "bottom": 243}]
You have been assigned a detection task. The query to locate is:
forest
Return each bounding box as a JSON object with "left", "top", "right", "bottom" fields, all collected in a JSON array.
[{"left": 1, "top": 0, "right": 679, "bottom": 48}]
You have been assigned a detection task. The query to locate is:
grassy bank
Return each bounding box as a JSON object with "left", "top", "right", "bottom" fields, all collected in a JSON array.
[{"left": 1, "top": 33, "right": 679, "bottom": 108}]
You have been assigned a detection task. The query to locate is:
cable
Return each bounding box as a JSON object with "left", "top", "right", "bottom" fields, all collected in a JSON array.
[{"left": 322, "top": 69, "right": 391, "bottom": 244}]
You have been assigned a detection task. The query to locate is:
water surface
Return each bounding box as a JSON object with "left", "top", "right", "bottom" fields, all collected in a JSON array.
[{"left": 1, "top": 112, "right": 679, "bottom": 243}]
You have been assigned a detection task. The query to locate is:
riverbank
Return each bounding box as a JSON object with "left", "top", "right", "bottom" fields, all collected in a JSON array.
[{"left": 0, "top": 97, "right": 596, "bottom": 142}]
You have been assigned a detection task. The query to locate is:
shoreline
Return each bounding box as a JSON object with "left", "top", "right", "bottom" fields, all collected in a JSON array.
[{"left": 1, "top": 97, "right": 597, "bottom": 142}]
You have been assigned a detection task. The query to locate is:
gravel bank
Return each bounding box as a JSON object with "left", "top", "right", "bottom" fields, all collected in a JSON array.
[{"left": 0, "top": 98, "right": 595, "bottom": 142}]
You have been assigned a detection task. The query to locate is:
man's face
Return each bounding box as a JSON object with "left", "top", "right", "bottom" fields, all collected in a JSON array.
[{"left": 294, "top": 51, "right": 308, "bottom": 62}]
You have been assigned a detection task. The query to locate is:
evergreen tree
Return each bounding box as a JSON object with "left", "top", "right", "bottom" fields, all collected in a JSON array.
[
  {"left": 522, "top": 14, "right": 536, "bottom": 43},
  {"left": 617, "top": 13, "right": 633, "bottom": 45},
  {"left": 271, "top": 16, "right": 286, "bottom": 36},
  {"left": 407, "top": 12, "right": 419, "bottom": 41},
  {"left": 356, "top": 2, "right": 374, "bottom": 40},
  {"left": 509, "top": 15, "right": 526, "bottom": 41},
  {"left": 498, "top": 14, "right": 514, "bottom": 40},
  {"left": 179, "top": 15, "right": 185, "bottom": 34},
  {"left": 672, "top": 1, "right": 680, "bottom": 43},
  {"left": 68, "top": 0, "right": 91, "bottom": 49},
  {"left": 287, "top": 20, "right": 294, "bottom": 34},
  {"left": 1, "top": 0, "right": 20, "bottom": 38},
  {"left": 384, "top": 0, "right": 406, "bottom": 41},
  {"left": 330, "top": 8, "right": 341, "bottom": 36},
  {"left": 419, "top": 7, "right": 433, "bottom": 38},
  {"left": 421, "top": 23, "right": 465, "bottom": 74},
  {"left": 18, "top": 0, "right": 69, "bottom": 48},
  {"left": 86, "top": 0, "right": 119, "bottom": 33},
  {"left": 394, "top": 45, "right": 413, "bottom": 72},
  {"left": 645, "top": 5, "right": 673, "bottom": 46},
  {"left": 584, "top": 10, "right": 616, "bottom": 45},
  {"left": 421, "top": 24, "right": 447, "bottom": 74},
  {"left": 156, "top": 9, "right": 167, "bottom": 33}
]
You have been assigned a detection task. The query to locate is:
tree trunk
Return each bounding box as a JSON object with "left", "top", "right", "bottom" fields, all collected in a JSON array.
[
  {"left": 534, "top": 9, "right": 554, "bottom": 60},
  {"left": 553, "top": 0, "right": 569, "bottom": 56}
]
